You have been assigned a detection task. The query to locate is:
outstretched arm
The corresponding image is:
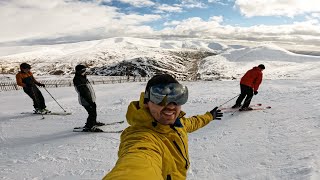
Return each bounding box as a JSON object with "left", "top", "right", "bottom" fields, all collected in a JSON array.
[
  {"left": 182, "top": 107, "right": 223, "bottom": 133},
  {"left": 182, "top": 112, "right": 213, "bottom": 133}
]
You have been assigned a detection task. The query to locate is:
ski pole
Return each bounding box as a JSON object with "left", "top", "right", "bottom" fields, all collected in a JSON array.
[
  {"left": 218, "top": 94, "right": 240, "bottom": 108},
  {"left": 44, "top": 87, "right": 67, "bottom": 112}
]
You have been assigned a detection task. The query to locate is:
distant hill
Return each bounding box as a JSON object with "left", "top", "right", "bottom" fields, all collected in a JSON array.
[{"left": 1, "top": 37, "right": 320, "bottom": 80}]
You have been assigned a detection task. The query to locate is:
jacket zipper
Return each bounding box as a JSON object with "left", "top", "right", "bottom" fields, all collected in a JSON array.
[{"left": 172, "top": 127, "right": 190, "bottom": 169}]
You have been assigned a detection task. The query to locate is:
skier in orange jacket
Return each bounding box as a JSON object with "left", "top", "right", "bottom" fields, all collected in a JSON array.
[
  {"left": 232, "top": 64, "right": 265, "bottom": 110},
  {"left": 16, "top": 63, "right": 49, "bottom": 114}
]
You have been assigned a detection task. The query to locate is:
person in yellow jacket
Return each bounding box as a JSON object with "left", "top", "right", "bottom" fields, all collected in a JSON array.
[{"left": 103, "top": 74, "right": 223, "bottom": 180}]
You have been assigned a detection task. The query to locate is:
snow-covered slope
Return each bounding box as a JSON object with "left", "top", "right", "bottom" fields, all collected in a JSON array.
[{"left": 0, "top": 80, "right": 319, "bottom": 179}]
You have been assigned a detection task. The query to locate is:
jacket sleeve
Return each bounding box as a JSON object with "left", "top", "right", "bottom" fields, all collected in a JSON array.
[
  {"left": 103, "top": 132, "right": 163, "bottom": 180},
  {"left": 253, "top": 72, "right": 262, "bottom": 91},
  {"left": 16, "top": 73, "right": 25, "bottom": 87},
  {"left": 181, "top": 112, "right": 213, "bottom": 133},
  {"left": 73, "top": 78, "right": 94, "bottom": 105},
  {"left": 31, "top": 73, "right": 41, "bottom": 86}
]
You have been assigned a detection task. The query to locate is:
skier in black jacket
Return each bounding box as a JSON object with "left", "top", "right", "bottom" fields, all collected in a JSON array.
[{"left": 73, "top": 65, "right": 105, "bottom": 131}]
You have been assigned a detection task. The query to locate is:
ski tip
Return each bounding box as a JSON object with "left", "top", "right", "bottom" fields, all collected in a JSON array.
[
  {"left": 266, "top": 106, "right": 271, "bottom": 109},
  {"left": 257, "top": 103, "right": 262, "bottom": 106}
]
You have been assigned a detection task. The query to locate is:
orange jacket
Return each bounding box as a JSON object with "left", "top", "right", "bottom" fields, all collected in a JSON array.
[
  {"left": 240, "top": 67, "right": 263, "bottom": 91},
  {"left": 16, "top": 71, "right": 40, "bottom": 87}
]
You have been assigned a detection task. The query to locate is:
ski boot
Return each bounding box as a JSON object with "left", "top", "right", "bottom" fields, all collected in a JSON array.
[
  {"left": 34, "top": 108, "right": 41, "bottom": 114},
  {"left": 232, "top": 104, "right": 241, "bottom": 108},
  {"left": 95, "top": 121, "right": 105, "bottom": 126},
  {"left": 41, "top": 108, "right": 51, "bottom": 114},
  {"left": 239, "top": 107, "right": 253, "bottom": 111}
]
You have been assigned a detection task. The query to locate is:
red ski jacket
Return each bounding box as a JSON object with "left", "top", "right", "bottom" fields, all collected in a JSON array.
[{"left": 240, "top": 67, "right": 263, "bottom": 91}]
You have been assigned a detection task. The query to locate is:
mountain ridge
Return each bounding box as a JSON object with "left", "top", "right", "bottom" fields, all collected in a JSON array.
[{"left": 1, "top": 37, "right": 320, "bottom": 80}]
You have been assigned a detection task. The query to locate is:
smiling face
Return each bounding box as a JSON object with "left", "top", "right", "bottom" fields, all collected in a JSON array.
[{"left": 146, "top": 101, "right": 181, "bottom": 125}]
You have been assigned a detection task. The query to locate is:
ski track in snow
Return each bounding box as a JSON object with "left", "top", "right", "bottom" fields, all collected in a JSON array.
[{"left": 0, "top": 80, "right": 320, "bottom": 179}]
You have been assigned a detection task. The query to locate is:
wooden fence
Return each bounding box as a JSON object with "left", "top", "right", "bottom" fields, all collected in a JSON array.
[{"left": 0, "top": 76, "right": 148, "bottom": 92}]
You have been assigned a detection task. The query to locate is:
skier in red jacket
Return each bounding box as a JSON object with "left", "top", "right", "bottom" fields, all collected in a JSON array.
[{"left": 232, "top": 64, "right": 265, "bottom": 110}]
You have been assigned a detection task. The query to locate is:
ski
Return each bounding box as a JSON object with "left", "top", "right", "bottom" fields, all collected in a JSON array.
[
  {"left": 73, "top": 128, "right": 123, "bottom": 133},
  {"left": 222, "top": 105, "right": 271, "bottom": 113},
  {"left": 21, "top": 112, "right": 72, "bottom": 116},
  {"left": 73, "top": 120, "right": 125, "bottom": 133},
  {"left": 102, "top": 120, "right": 124, "bottom": 125},
  {"left": 73, "top": 120, "right": 124, "bottom": 130},
  {"left": 239, "top": 106, "right": 271, "bottom": 111},
  {"left": 220, "top": 103, "right": 262, "bottom": 111}
]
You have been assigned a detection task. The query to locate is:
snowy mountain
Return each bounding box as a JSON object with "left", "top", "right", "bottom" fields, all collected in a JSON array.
[
  {"left": 0, "top": 37, "right": 217, "bottom": 80},
  {"left": 2, "top": 37, "right": 320, "bottom": 80}
]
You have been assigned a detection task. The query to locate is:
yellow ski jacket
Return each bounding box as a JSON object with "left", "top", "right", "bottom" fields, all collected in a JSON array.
[{"left": 103, "top": 93, "right": 214, "bottom": 180}]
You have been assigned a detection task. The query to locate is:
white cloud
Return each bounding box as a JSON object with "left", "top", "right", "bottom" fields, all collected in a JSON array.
[
  {"left": 155, "top": 4, "right": 183, "bottom": 13},
  {"left": 311, "top": 13, "right": 320, "bottom": 19},
  {"left": 235, "top": 0, "right": 320, "bottom": 17},
  {"left": 1, "top": 0, "right": 320, "bottom": 46},
  {"left": 160, "top": 16, "right": 320, "bottom": 45},
  {"left": 0, "top": 0, "right": 160, "bottom": 44},
  {"left": 116, "top": 0, "right": 155, "bottom": 7},
  {"left": 208, "top": 0, "right": 228, "bottom": 6},
  {"left": 119, "top": 14, "right": 162, "bottom": 25},
  {"left": 161, "top": 16, "right": 224, "bottom": 36},
  {"left": 164, "top": 20, "right": 181, "bottom": 26},
  {"left": 180, "top": 0, "right": 207, "bottom": 8}
]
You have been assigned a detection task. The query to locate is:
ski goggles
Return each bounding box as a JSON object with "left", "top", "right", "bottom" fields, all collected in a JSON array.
[
  {"left": 78, "top": 68, "right": 88, "bottom": 74},
  {"left": 146, "top": 83, "right": 188, "bottom": 106}
]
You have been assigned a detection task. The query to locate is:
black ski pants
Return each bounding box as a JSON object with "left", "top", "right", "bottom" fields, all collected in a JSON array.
[
  {"left": 235, "top": 84, "right": 254, "bottom": 108},
  {"left": 83, "top": 103, "right": 97, "bottom": 128},
  {"left": 23, "top": 86, "right": 46, "bottom": 110}
]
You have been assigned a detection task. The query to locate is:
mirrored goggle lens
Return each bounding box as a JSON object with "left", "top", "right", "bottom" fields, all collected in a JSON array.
[{"left": 149, "top": 83, "right": 188, "bottom": 106}]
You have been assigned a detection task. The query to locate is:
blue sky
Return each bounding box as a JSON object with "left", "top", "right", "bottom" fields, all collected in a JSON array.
[
  {"left": 109, "top": 0, "right": 289, "bottom": 27},
  {"left": 0, "top": 0, "right": 320, "bottom": 46}
]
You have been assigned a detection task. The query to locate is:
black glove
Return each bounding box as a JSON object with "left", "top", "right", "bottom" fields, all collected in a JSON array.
[
  {"left": 39, "top": 83, "right": 45, "bottom": 87},
  {"left": 210, "top": 107, "right": 223, "bottom": 120},
  {"left": 254, "top": 91, "right": 258, "bottom": 95}
]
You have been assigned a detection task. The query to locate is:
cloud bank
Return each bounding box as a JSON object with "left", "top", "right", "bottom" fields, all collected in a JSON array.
[{"left": 0, "top": 0, "right": 320, "bottom": 47}]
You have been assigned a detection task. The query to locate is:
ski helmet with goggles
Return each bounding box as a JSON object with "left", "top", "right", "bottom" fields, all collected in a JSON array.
[
  {"left": 75, "top": 64, "right": 87, "bottom": 73},
  {"left": 144, "top": 74, "right": 188, "bottom": 106},
  {"left": 20, "top": 63, "right": 31, "bottom": 70}
]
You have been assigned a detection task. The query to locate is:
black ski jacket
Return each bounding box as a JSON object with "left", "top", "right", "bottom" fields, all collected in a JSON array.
[{"left": 73, "top": 73, "right": 96, "bottom": 107}]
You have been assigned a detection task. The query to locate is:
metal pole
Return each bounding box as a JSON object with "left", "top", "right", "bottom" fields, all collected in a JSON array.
[
  {"left": 218, "top": 94, "right": 240, "bottom": 108},
  {"left": 44, "top": 87, "right": 67, "bottom": 112}
]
